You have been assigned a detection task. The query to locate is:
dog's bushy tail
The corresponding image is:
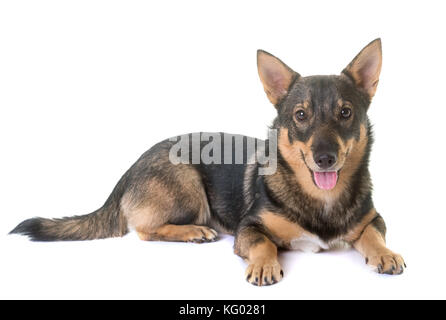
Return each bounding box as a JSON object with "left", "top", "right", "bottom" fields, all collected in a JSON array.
[
  {"left": 9, "top": 175, "right": 129, "bottom": 242},
  {"left": 9, "top": 209, "right": 128, "bottom": 241}
]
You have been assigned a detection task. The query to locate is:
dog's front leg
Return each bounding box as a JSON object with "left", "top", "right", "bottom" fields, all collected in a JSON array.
[
  {"left": 353, "top": 215, "right": 406, "bottom": 275},
  {"left": 234, "top": 226, "right": 283, "bottom": 286}
]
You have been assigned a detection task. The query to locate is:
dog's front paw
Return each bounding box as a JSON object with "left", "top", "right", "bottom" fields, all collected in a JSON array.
[
  {"left": 245, "top": 259, "right": 283, "bottom": 286},
  {"left": 365, "top": 250, "right": 406, "bottom": 275}
]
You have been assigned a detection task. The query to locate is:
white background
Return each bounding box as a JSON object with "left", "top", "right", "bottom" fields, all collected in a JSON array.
[{"left": 1, "top": 0, "right": 445, "bottom": 299}]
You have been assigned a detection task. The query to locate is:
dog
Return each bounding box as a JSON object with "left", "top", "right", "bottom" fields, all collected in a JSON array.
[{"left": 10, "top": 38, "right": 405, "bottom": 286}]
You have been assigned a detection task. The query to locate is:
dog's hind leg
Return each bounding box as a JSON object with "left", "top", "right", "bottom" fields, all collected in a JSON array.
[
  {"left": 123, "top": 173, "right": 217, "bottom": 243},
  {"left": 122, "top": 171, "right": 217, "bottom": 243},
  {"left": 136, "top": 224, "right": 217, "bottom": 243},
  {"left": 120, "top": 144, "right": 216, "bottom": 243}
]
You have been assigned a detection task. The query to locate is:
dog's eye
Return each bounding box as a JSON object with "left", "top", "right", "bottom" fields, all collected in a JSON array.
[
  {"left": 295, "top": 110, "right": 306, "bottom": 121},
  {"left": 341, "top": 107, "right": 352, "bottom": 119}
]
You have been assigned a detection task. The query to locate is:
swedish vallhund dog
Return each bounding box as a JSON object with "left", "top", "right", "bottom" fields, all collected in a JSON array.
[{"left": 11, "top": 39, "right": 405, "bottom": 286}]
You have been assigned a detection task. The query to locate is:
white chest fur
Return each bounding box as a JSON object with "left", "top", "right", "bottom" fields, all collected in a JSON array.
[
  {"left": 289, "top": 234, "right": 329, "bottom": 252},
  {"left": 289, "top": 234, "right": 351, "bottom": 253},
  {"left": 260, "top": 211, "right": 352, "bottom": 253}
]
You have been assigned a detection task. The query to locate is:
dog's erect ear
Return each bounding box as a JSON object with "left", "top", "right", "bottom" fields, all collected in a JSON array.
[
  {"left": 257, "top": 50, "right": 299, "bottom": 106},
  {"left": 343, "top": 38, "right": 382, "bottom": 99}
]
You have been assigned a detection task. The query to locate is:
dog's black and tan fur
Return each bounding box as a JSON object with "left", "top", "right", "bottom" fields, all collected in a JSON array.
[{"left": 10, "top": 39, "right": 405, "bottom": 285}]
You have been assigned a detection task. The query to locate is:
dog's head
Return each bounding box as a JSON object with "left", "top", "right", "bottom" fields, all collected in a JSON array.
[{"left": 258, "top": 39, "right": 381, "bottom": 194}]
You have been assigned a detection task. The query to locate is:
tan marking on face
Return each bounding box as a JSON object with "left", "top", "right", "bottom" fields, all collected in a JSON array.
[
  {"left": 338, "top": 124, "right": 368, "bottom": 184},
  {"left": 337, "top": 98, "right": 344, "bottom": 107},
  {"left": 336, "top": 134, "right": 354, "bottom": 156},
  {"left": 278, "top": 128, "right": 340, "bottom": 201},
  {"left": 294, "top": 101, "right": 309, "bottom": 112},
  {"left": 278, "top": 128, "right": 314, "bottom": 170},
  {"left": 335, "top": 134, "right": 354, "bottom": 171},
  {"left": 343, "top": 208, "right": 377, "bottom": 243},
  {"left": 277, "top": 125, "right": 368, "bottom": 201}
]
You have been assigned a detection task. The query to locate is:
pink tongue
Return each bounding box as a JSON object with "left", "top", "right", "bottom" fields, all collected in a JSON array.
[{"left": 314, "top": 171, "right": 338, "bottom": 190}]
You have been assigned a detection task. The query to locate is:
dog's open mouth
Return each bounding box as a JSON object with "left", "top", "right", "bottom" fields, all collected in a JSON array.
[
  {"left": 299, "top": 150, "right": 340, "bottom": 190},
  {"left": 313, "top": 171, "right": 338, "bottom": 190}
]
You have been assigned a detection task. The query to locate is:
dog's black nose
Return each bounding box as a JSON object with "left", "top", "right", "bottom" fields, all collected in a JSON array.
[{"left": 314, "top": 153, "right": 337, "bottom": 169}]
